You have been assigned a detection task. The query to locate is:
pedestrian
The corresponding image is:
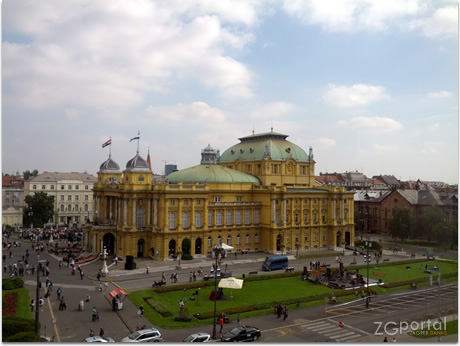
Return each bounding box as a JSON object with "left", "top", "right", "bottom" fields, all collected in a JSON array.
[
  {"left": 60, "top": 296, "right": 67, "bottom": 310},
  {"left": 99, "top": 328, "right": 104, "bottom": 337},
  {"left": 39, "top": 297, "right": 44, "bottom": 311},
  {"left": 234, "top": 252, "right": 237, "bottom": 259},
  {"left": 96, "top": 273, "right": 101, "bottom": 281},
  {"left": 89, "top": 329, "right": 95, "bottom": 337},
  {"left": 59, "top": 260, "right": 62, "bottom": 270},
  {"left": 146, "top": 265, "right": 149, "bottom": 274},
  {"left": 30, "top": 299, "right": 35, "bottom": 312},
  {"left": 80, "top": 271, "right": 84, "bottom": 280},
  {"left": 237, "top": 313, "right": 241, "bottom": 326},
  {"left": 179, "top": 299, "right": 184, "bottom": 311},
  {"left": 219, "top": 316, "right": 224, "bottom": 333},
  {"left": 392, "top": 337, "right": 396, "bottom": 342},
  {"left": 104, "top": 282, "right": 108, "bottom": 291},
  {"left": 283, "top": 305, "right": 288, "bottom": 320},
  {"left": 384, "top": 336, "right": 388, "bottom": 342},
  {"left": 162, "top": 272, "right": 166, "bottom": 281},
  {"left": 92, "top": 307, "right": 97, "bottom": 321},
  {"left": 98, "top": 282, "right": 102, "bottom": 293},
  {"left": 139, "top": 304, "right": 144, "bottom": 315}
]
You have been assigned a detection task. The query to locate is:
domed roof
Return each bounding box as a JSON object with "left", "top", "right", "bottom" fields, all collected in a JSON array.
[
  {"left": 167, "top": 164, "right": 260, "bottom": 184},
  {"left": 219, "top": 131, "right": 311, "bottom": 163},
  {"left": 125, "top": 153, "right": 150, "bottom": 172},
  {"left": 99, "top": 155, "right": 120, "bottom": 172}
]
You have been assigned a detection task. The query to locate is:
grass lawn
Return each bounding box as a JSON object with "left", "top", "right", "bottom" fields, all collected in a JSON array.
[
  {"left": 2, "top": 287, "right": 32, "bottom": 319},
  {"left": 128, "top": 259, "right": 458, "bottom": 329}
]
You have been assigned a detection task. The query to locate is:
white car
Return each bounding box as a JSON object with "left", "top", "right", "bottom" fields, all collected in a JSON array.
[
  {"left": 83, "top": 336, "right": 115, "bottom": 342},
  {"left": 182, "top": 333, "right": 212, "bottom": 342},
  {"left": 121, "top": 328, "right": 163, "bottom": 342}
]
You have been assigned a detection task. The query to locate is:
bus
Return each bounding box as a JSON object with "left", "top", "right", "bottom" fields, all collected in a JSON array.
[{"left": 261, "top": 256, "right": 288, "bottom": 271}]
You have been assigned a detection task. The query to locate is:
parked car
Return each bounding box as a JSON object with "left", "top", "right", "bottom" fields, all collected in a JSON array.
[
  {"left": 182, "top": 333, "right": 212, "bottom": 342},
  {"left": 221, "top": 326, "right": 261, "bottom": 342},
  {"left": 121, "top": 328, "right": 162, "bottom": 342},
  {"left": 83, "top": 336, "right": 115, "bottom": 343}
]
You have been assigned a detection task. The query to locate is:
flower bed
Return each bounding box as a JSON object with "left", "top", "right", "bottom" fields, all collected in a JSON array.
[{"left": 3, "top": 292, "right": 18, "bottom": 316}]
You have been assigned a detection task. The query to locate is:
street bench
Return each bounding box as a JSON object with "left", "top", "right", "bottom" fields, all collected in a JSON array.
[
  {"left": 285, "top": 266, "right": 294, "bottom": 272},
  {"left": 248, "top": 271, "right": 258, "bottom": 275},
  {"left": 383, "top": 259, "right": 390, "bottom": 262}
]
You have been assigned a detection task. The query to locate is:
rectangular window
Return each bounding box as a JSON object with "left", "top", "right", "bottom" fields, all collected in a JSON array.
[
  {"left": 255, "top": 234, "right": 259, "bottom": 243},
  {"left": 50, "top": 185, "right": 55, "bottom": 190},
  {"left": 214, "top": 196, "right": 221, "bottom": 203},
  {"left": 244, "top": 210, "right": 251, "bottom": 225},
  {"left": 246, "top": 234, "right": 250, "bottom": 244},
  {"left": 303, "top": 212, "right": 308, "bottom": 224},
  {"left": 184, "top": 199, "right": 189, "bottom": 206},
  {"left": 314, "top": 233, "right": 318, "bottom": 241},
  {"left": 42, "top": 185, "right": 46, "bottom": 190},
  {"left": 208, "top": 211, "right": 213, "bottom": 227},
  {"left": 170, "top": 200, "right": 175, "bottom": 206},
  {"left": 169, "top": 213, "right": 176, "bottom": 229},
  {"left": 322, "top": 233, "right": 326, "bottom": 241},
  {"left": 182, "top": 212, "right": 189, "bottom": 228},
  {"left": 273, "top": 164, "right": 278, "bottom": 174},
  {"left": 302, "top": 166, "right": 306, "bottom": 175},
  {"left": 216, "top": 211, "right": 223, "bottom": 226},
  {"left": 68, "top": 195, "right": 72, "bottom": 201},
  {"left": 304, "top": 235, "right": 308, "bottom": 241},
  {"left": 235, "top": 210, "right": 242, "bottom": 225},
  {"left": 76, "top": 185, "right": 79, "bottom": 190},
  {"left": 196, "top": 199, "right": 201, "bottom": 206},
  {"left": 208, "top": 237, "right": 212, "bottom": 247},
  {"left": 61, "top": 195, "right": 64, "bottom": 201},
  {"left": 61, "top": 185, "right": 65, "bottom": 190},
  {"left": 195, "top": 212, "right": 202, "bottom": 228},
  {"left": 68, "top": 185, "right": 72, "bottom": 190},
  {"left": 236, "top": 196, "right": 242, "bottom": 202},
  {"left": 75, "top": 195, "right": 79, "bottom": 201},
  {"left": 253, "top": 210, "right": 259, "bottom": 224},
  {"left": 226, "top": 210, "right": 232, "bottom": 226},
  {"left": 85, "top": 195, "right": 88, "bottom": 201},
  {"left": 85, "top": 185, "right": 89, "bottom": 190},
  {"left": 236, "top": 235, "right": 241, "bottom": 245},
  {"left": 33, "top": 185, "right": 37, "bottom": 190}
]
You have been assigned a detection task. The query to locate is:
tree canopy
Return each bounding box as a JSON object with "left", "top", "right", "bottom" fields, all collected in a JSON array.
[
  {"left": 388, "top": 208, "right": 412, "bottom": 242},
  {"left": 23, "top": 192, "right": 54, "bottom": 228},
  {"left": 23, "top": 170, "right": 39, "bottom": 180}
]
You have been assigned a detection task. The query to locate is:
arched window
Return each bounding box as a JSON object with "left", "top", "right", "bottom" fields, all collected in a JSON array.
[
  {"left": 169, "top": 212, "right": 176, "bottom": 229},
  {"left": 216, "top": 211, "right": 223, "bottom": 226},
  {"left": 207, "top": 236, "right": 212, "bottom": 247},
  {"left": 227, "top": 235, "right": 232, "bottom": 246},
  {"left": 60, "top": 205, "right": 64, "bottom": 212},
  {"left": 217, "top": 236, "right": 222, "bottom": 246},
  {"left": 245, "top": 234, "right": 250, "bottom": 244},
  {"left": 255, "top": 233, "right": 259, "bottom": 243},
  {"left": 236, "top": 234, "right": 241, "bottom": 245},
  {"left": 84, "top": 204, "right": 88, "bottom": 212},
  {"left": 75, "top": 205, "right": 79, "bottom": 212},
  {"left": 68, "top": 204, "right": 72, "bottom": 212}
]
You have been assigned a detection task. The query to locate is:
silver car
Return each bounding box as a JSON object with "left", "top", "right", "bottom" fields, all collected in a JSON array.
[
  {"left": 182, "top": 333, "right": 212, "bottom": 342},
  {"left": 121, "top": 328, "right": 163, "bottom": 342},
  {"left": 83, "top": 336, "right": 115, "bottom": 342}
]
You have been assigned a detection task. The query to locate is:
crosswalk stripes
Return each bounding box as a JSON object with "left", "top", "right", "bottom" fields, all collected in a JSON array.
[{"left": 303, "top": 320, "right": 364, "bottom": 342}]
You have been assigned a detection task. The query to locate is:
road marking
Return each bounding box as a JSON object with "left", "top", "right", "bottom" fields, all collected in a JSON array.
[
  {"left": 46, "top": 294, "right": 61, "bottom": 342},
  {"left": 328, "top": 331, "right": 355, "bottom": 339}
]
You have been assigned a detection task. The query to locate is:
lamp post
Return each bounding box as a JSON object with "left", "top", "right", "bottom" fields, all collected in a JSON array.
[
  {"left": 212, "top": 245, "right": 225, "bottom": 340},
  {"left": 365, "top": 238, "right": 370, "bottom": 308}
]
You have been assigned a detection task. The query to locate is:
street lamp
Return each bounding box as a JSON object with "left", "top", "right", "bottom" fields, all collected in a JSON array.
[
  {"left": 364, "top": 238, "right": 371, "bottom": 308},
  {"left": 212, "top": 245, "right": 225, "bottom": 340}
]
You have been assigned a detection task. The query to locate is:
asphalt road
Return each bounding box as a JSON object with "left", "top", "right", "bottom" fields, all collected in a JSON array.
[{"left": 2, "top": 233, "right": 457, "bottom": 343}]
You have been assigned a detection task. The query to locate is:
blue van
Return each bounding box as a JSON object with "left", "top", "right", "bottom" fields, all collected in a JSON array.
[{"left": 261, "top": 256, "right": 288, "bottom": 271}]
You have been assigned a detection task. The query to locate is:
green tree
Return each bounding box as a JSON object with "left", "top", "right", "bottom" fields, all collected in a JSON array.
[
  {"left": 388, "top": 208, "right": 412, "bottom": 242},
  {"left": 433, "top": 218, "right": 458, "bottom": 250},
  {"left": 23, "top": 192, "right": 54, "bottom": 228},
  {"left": 417, "top": 206, "right": 444, "bottom": 243},
  {"left": 22, "top": 170, "right": 38, "bottom": 180}
]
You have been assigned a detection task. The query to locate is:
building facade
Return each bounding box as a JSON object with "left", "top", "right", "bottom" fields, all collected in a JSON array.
[
  {"left": 2, "top": 175, "right": 25, "bottom": 230},
  {"left": 85, "top": 131, "right": 356, "bottom": 260},
  {"left": 26, "top": 172, "right": 97, "bottom": 228}
]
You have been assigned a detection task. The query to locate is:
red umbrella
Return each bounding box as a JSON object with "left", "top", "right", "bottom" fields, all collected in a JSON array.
[{"left": 109, "top": 288, "right": 127, "bottom": 299}]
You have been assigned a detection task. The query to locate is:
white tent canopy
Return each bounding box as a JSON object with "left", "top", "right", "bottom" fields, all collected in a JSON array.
[{"left": 220, "top": 243, "right": 234, "bottom": 250}]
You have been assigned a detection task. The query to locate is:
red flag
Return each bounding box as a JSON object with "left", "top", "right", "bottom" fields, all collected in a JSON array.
[{"left": 147, "top": 150, "right": 152, "bottom": 171}]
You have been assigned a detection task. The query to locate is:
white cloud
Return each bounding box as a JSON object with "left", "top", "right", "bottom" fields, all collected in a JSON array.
[
  {"left": 408, "top": 6, "right": 458, "bottom": 40},
  {"left": 2, "top": 1, "right": 259, "bottom": 114},
  {"left": 282, "top": 0, "right": 425, "bottom": 33},
  {"left": 428, "top": 123, "right": 440, "bottom": 131},
  {"left": 312, "top": 137, "right": 337, "bottom": 148},
  {"left": 323, "top": 84, "right": 390, "bottom": 107},
  {"left": 250, "top": 101, "right": 295, "bottom": 119},
  {"left": 140, "top": 102, "right": 226, "bottom": 125},
  {"left": 428, "top": 91, "right": 452, "bottom": 98},
  {"left": 349, "top": 116, "right": 403, "bottom": 132},
  {"left": 421, "top": 140, "right": 445, "bottom": 154}
]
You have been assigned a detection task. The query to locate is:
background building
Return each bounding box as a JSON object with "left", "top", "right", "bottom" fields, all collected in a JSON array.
[
  {"left": 2, "top": 175, "right": 25, "bottom": 230},
  {"left": 86, "top": 131, "right": 355, "bottom": 260},
  {"left": 25, "top": 172, "right": 97, "bottom": 228}
]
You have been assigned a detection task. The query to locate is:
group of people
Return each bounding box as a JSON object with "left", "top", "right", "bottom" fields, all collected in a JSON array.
[
  {"left": 309, "top": 260, "right": 324, "bottom": 270},
  {"left": 275, "top": 303, "right": 289, "bottom": 320}
]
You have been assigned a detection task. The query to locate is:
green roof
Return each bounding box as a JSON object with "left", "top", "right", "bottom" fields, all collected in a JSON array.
[
  {"left": 167, "top": 164, "right": 260, "bottom": 184},
  {"left": 219, "top": 131, "right": 310, "bottom": 163}
]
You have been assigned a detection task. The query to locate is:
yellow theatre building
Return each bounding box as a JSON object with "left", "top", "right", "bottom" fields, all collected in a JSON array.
[{"left": 85, "top": 131, "right": 355, "bottom": 260}]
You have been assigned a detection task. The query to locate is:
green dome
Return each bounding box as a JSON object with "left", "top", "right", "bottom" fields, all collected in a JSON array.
[
  {"left": 219, "top": 131, "right": 310, "bottom": 163},
  {"left": 167, "top": 164, "right": 260, "bottom": 184}
]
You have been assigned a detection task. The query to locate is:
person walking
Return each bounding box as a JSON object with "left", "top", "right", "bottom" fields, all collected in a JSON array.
[
  {"left": 89, "top": 329, "right": 95, "bottom": 337},
  {"left": 219, "top": 316, "right": 224, "bottom": 334},
  {"left": 80, "top": 270, "right": 84, "bottom": 280},
  {"left": 30, "top": 299, "right": 35, "bottom": 312},
  {"left": 146, "top": 265, "right": 149, "bottom": 275},
  {"left": 237, "top": 313, "right": 241, "bottom": 326},
  {"left": 39, "top": 297, "right": 44, "bottom": 311},
  {"left": 99, "top": 328, "right": 104, "bottom": 338},
  {"left": 282, "top": 305, "right": 288, "bottom": 320},
  {"left": 92, "top": 307, "right": 97, "bottom": 321}
]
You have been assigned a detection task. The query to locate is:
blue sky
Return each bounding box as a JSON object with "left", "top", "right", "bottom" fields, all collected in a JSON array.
[{"left": 2, "top": 0, "right": 458, "bottom": 184}]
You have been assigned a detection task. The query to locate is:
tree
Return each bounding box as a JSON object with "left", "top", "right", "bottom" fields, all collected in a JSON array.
[
  {"left": 23, "top": 170, "right": 39, "bottom": 180},
  {"left": 388, "top": 208, "right": 412, "bottom": 242},
  {"left": 433, "top": 218, "right": 458, "bottom": 250},
  {"left": 23, "top": 192, "right": 54, "bottom": 228}
]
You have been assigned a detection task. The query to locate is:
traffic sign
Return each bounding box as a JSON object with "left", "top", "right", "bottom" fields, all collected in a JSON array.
[{"left": 338, "top": 321, "right": 344, "bottom": 328}]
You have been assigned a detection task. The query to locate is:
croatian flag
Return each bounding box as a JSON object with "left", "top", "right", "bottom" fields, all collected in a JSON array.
[
  {"left": 130, "top": 131, "right": 140, "bottom": 142},
  {"left": 102, "top": 139, "right": 111, "bottom": 148}
]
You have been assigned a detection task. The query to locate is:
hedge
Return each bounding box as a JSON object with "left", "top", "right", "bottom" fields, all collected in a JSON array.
[
  {"left": 2, "top": 318, "right": 35, "bottom": 340},
  {"left": 2, "top": 277, "right": 24, "bottom": 290},
  {"left": 4, "top": 332, "right": 40, "bottom": 342},
  {"left": 143, "top": 297, "right": 173, "bottom": 317}
]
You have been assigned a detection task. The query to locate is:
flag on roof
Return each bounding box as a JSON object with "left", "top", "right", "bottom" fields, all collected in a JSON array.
[
  {"left": 147, "top": 149, "right": 152, "bottom": 171},
  {"left": 130, "top": 131, "right": 140, "bottom": 142},
  {"left": 102, "top": 138, "right": 111, "bottom": 148}
]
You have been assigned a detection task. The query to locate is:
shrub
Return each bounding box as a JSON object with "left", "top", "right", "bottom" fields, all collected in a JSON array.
[
  {"left": 181, "top": 253, "right": 193, "bottom": 261},
  {"left": 2, "top": 277, "right": 24, "bottom": 290},
  {"left": 174, "top": 315, "right": 192, "bottom": 322},
  {"left": 143, "top": 297, "right": 173, "bottom": 317},
  {"left": 2, "top": 319, "right": 35, "bottom": 340},
  {"left": 2, "top": 292, "right": 19, "bottom": 316},
  {"left": 4, "top": 332, "right": 39, "bottom": 342}
]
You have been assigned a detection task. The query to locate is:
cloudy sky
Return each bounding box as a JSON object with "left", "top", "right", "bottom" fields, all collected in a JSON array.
[{"left": 2, "top": 0, "right": 458, "bottom": 184}]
